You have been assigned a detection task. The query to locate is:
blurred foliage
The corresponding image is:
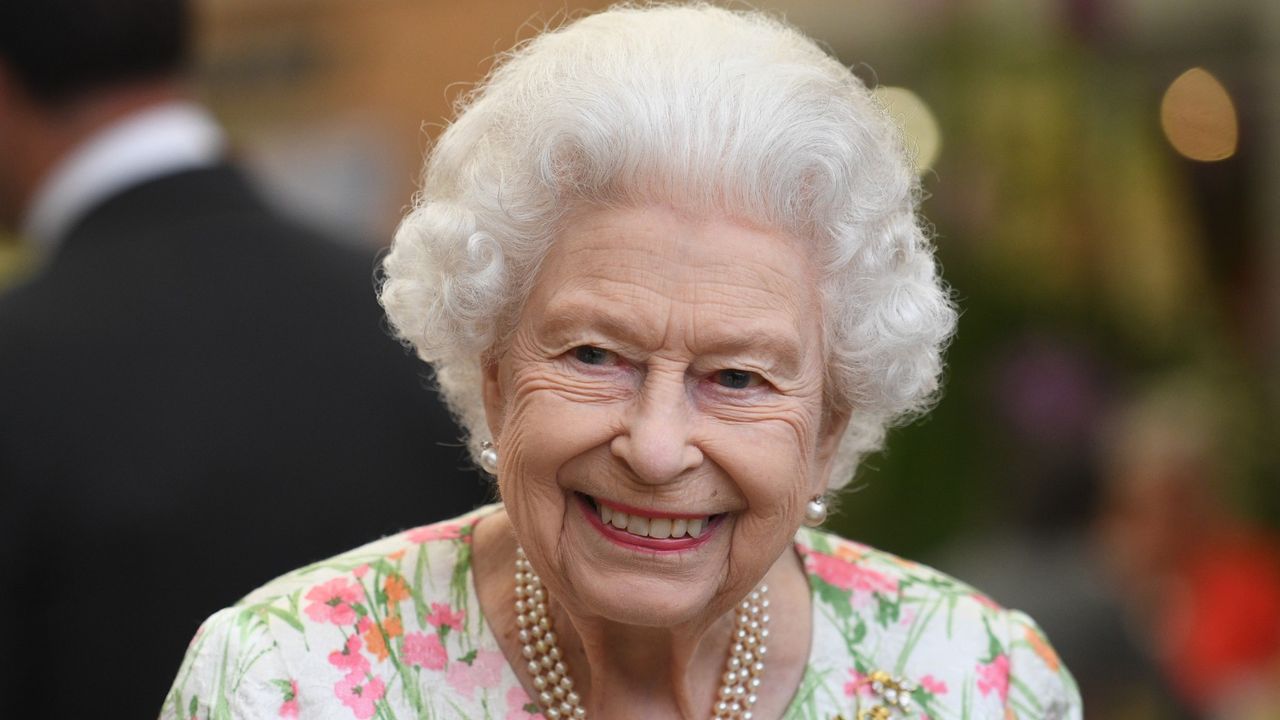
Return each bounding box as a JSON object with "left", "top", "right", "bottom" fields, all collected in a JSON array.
[{"left": 828, "top": 14, "right": 1278, "bottom": 557}]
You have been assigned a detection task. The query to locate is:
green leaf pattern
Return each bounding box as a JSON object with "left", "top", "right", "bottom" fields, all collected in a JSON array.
[{"left": 161, "top": 506, "right": 1080, "bottom": 719}]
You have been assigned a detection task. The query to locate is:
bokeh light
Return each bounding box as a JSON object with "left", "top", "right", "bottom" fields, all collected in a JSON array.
[
  {"left": 1160, "top": 67, "right": 1238, "bottom": 162},
  {"left": 874, "top": 85, "right": 942, "bottom": 173}
]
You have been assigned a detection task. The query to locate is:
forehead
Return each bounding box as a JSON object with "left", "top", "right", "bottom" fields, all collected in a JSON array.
[{"left": 526, "top": 205, "right": 822, "bottom": 348}]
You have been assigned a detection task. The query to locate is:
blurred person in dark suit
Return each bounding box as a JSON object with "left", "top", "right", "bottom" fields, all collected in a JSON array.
[{"left": 0, "top": 0, "right": 486, "bottom": 715}]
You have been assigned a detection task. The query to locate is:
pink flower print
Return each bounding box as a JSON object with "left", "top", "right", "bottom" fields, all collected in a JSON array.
[
  {"left": 446, "top": 649, "right": 505, "bottom": 699},
  {"left": 426, "top": 602, "right": 464, "bottom": 632},
  {"left": 843, "top": 669, "right": 870, "bottom": 698},
  {"left": 334, "top": 671, "right": 386, "bottom": 719},
  {"left": 353, "top": 564, "right": 370, "bottom": 579},
  {"left": 305, "top": 577, "right": 363, "bottom": 626},
  {"left": 920, "top": 674, "right": 948, "bottom": 695},
  {"left": 976, "top": 655, "right": 1010, "bottom": 703},
  {"left": 405, "top": 522, "right": 464, "bottom": 544},
  {"left": 278, "top": 680, "right": 300, "bottom": 717},
  {"left": 506, "top": 685, "right": 546, "bottom": 720},
  {"left": 402, "top": 632, "right": 447, "bottom": 670},
  {"left": 804, "top": 550, "right": 898, "bottom": 595},
  {"left": 921, "top": 671, "right": 952, "bottom": 691},
  {"left": 329, "top": 635, "right": 371, "bottom": 675}
]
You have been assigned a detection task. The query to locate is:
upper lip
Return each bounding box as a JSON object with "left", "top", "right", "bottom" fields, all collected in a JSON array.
[{"left": 583, "top": 493, "right": 724, "bottom": 520}]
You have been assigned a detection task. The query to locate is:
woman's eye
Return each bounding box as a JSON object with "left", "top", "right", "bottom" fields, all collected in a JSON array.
[
  {"left": 714, "top": 369, "right": 761, "bottom": 389},
  {"left": 572, "top": 345, "right": 613, "bottom": 365}
]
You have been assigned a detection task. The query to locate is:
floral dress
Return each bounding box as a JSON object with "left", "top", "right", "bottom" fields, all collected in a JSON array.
[{"left": 161, "top": 505, "right": 1081, "bottom": 720}]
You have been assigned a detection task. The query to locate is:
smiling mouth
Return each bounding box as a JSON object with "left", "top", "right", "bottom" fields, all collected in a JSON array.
[{"left": 576, "top": 492, "right": 723, "bottom": 540}]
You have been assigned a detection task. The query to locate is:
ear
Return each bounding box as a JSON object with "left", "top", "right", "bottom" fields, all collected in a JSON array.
[
  {"left": 480, "top": 353, "right": 507, "bottom": 442},
  {"left": 812, "top": 406, "right": 851, "bottom": 495}
]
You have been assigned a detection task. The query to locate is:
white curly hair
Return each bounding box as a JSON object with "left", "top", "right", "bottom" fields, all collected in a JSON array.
[{"left": 379, "top": 2, "right": 956, "bottom": 490}]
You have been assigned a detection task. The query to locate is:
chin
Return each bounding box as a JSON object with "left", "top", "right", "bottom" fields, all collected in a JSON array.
[{"left": 566, "top": 568, "right": 718, "bottom": 628}]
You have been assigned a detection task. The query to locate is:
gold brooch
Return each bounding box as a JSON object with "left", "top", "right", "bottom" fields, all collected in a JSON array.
[{"left": 847, "top": 669, "right": 917, "bottom": 720}]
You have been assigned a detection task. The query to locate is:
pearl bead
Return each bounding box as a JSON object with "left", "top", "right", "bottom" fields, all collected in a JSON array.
[{"left": 514, "top": 545, "right": 768, "bottom": 720}]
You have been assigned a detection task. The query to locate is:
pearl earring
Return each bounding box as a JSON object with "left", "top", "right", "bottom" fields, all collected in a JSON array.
[
  {"left": 803, "top": 495, "right": 828, "bottom": 527},
  {"left": 478, "top": 440, "right": 499, "bottom": 474}
]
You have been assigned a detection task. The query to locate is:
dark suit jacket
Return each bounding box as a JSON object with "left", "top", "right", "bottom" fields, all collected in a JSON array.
[{"left": 0, "top": 164, "right": 488, "bottom": 717}]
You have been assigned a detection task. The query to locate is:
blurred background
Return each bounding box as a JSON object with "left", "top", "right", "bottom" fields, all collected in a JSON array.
[{"left": 1, "top": 0, "right": 1276, "bottom": 717}]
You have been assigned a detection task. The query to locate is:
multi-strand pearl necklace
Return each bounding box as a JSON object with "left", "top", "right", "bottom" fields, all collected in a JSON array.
[{"left": 514, "top": 547, "right": 771, "bottom": 720}]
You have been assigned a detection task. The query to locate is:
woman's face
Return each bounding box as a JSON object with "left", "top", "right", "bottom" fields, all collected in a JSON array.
[{"left": 484, "top": 205, "right": 845, "bottom": 628}]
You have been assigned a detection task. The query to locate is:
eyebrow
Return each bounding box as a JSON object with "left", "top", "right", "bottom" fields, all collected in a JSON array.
[
  {"left": 538, "top": 299, "right": 661, "bottom": 351},
  {"left": 692, "top": 328, "right": 805, "bottom": 378},
  {"left": 538, "top": 297, "right": 807, "bottom": 377}
]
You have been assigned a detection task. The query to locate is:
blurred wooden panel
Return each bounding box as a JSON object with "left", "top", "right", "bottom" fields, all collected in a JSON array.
[{"left": 194, "top": 0, "right": 609, "bottom": 237}]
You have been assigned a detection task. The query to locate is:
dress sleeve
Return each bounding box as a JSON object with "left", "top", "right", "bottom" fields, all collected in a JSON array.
[
  {"left": 1004, "top": 609, "right": 1083, "bottom": 720},
  {"left": 159, "top": 606, "right": 297, "bottom": 720}
]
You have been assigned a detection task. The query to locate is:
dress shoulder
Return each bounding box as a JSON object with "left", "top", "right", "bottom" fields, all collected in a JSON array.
[
  {"left": 790, "top": 527, "right": 1081, "bottom": 720},
  {"left": 160, "top": 506, "right": 531, "bottom": 720}
]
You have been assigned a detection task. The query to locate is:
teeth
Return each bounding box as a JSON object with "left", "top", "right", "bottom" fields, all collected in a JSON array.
[
  {"left": 594, "top": 500, "right": 710, "bottom": 539},
  {"left": 628, "top": 515, "right": 649, "bottom": 535},
  {"left": 649, "top": 518, "right": 671, "bottom": 539}
]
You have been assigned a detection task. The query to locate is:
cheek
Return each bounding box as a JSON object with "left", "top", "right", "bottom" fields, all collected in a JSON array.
[
  {"left": 707, "top": 409, "right": 821, "bottom": 514},
  {"left": 497, "top": 368, "right": 624, "bottom": 505}
]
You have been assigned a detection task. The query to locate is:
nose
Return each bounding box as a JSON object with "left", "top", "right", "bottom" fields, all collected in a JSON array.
[{"left": 610, "top": 370, "right": 703, "bottom": 484}]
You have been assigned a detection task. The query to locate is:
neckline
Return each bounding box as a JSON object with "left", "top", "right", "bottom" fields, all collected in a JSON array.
[{"left": 457, "top": 504, "right": 823, "bottom": 718}]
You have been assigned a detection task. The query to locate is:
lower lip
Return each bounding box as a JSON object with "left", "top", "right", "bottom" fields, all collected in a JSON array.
[{"left": 576, "top": 494, "right": 721, "bottom": 553}]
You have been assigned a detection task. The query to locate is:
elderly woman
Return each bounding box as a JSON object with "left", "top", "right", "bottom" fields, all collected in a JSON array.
[{"left": 163, "top": 5, "right": 1079, "bottom": 719}]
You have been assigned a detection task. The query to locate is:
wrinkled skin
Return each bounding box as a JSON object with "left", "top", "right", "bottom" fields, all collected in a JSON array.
[{"left": 474, "top": 204, "right": 848, "bottom": 718}]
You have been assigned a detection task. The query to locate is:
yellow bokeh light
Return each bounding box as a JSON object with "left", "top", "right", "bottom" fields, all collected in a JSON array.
[
  {"left": 1160, "top": 68, "right": 1238, "bottom": 162},
  {"left": 874, "top": 86, "right": 942, "bottom": 174}
]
